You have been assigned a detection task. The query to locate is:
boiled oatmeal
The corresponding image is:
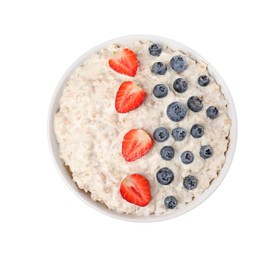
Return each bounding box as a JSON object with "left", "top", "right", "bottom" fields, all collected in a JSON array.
[{"left": 54, "top": 41, "right": 231, "bottom": 216}]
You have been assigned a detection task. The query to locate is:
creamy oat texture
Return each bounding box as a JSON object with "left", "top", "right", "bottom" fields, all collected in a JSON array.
[{"left": 54, "top": 41, "right": 231, "bottom": 216}]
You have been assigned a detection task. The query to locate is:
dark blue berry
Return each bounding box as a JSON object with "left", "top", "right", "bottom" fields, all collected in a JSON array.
[
  {"left": 187, "top": 96, "right": 203, "bottom": 112},
  {"left": 153, "top": 127, "right": 169, "bottom": 142},
  {"left": 172, "top": 127, "right": 186, "bottom": 141},
  {"left": 149, "top": 43, "right": 162, "bottom": 57},
  {"left": 156, "top": 167, "right": 174, "bottom": 185},
  {"left": 181, "top": 151, "right": 194, "bottom": 164},
  {"left": 173, "top": 78, "right": 188, "bottom": 93},
  {"left": 164, "top": 196, "right": 177, "bottom": 209},
  {"left": 198, "top": 75, "right": 210, "bottom": 86},
  {"left": 151, "top": 62, "right": 167, "bottom": 75},
  {"left": 183, "top": 175, "right": 198, "bottom": 190},
  {"left": 153, "top": 84, "right": 168, "bottom": 98},
  {"left": 190, "top": 124, "right": 204, "bottom": 138},
  {"left": 170, "top": 55, "right": 187, "bottom": 73},
  {"left": 167, "top": 102, "right": 187, "bottom": 122},
  {"left": 206, "top": 106, "right": 219, "bottom": 119},
  {"left": 200, "top": 145, "right": 213, "bottom": 159},
  {"left": 160, "top": 146, "right": 175, "bottom": 161}
]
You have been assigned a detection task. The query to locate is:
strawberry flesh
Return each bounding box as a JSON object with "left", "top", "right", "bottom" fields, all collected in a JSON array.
[
  {"left": 115, "top": 81, "right": 146, "bottom": 113},
  {"left": 120, "top": 174, "right": 151, "bottom": 207},
  {"left": 122, "top": 129, "right": 153, "bottom": 162},
  {"left": 109, "top": 48, "right": 138, "bottom": 77}
]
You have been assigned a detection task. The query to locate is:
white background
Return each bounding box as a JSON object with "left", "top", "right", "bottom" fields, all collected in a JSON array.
[{"left": 0, "top": 0, "right": 279, "bottom": 259}]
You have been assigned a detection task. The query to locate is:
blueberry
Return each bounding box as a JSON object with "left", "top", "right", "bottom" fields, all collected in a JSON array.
[
  {"left": 181, "top": 151, "right": 194, "bottom": 164},
  {"left": 198, "top": 75, "right": 210, "bottom": 86},
  {"left": 206, "top": 106, "right": 219, "bottom": 119},
  {"left": 172, "top": 127, "right": 186, "bottom": 141},
  {"left": 153, "top": 84, "right": 168, "bottom": 98},
  {"left": 170, "top": 55, "right": 187, "bottom": 73},
  {"left": 190, "top": 124, "right": 204, "bottom": 138},
  {"left": 173, "top": 78, "right": 188, "bottom": 93},
  {"left": 167, "top": 102, "right": 187, "bottom": 122},
  {"left": 200, "top": 145, "right": 213, "bottom": 159},
  {"left": 187, "top": 96, "right": 203, "bottom": 112},
  {"left": 183, "top": 175, "right": 198, "bottom": 190},
  {"left": 164, "top": 196, "right": 177, "bottom": 209},
  {"left": 156, "top": 167, "right": 174, "bottom": 185},
  {"left": 160, "top": 146, "right": 175, "bottom": 161},
  {"left": 149, "top": 43, "right": 162, "bottom": 57},
  {"left": 153, "top": 127, "right": 169, "bottom": 142},
  {"left": 151, "top": 62, "right": 167, "bottom": 75}
]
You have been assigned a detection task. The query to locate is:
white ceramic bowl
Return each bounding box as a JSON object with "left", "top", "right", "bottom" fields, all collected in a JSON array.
[{"left": 48, "top": 35, "right": 237, "bottom": 222}]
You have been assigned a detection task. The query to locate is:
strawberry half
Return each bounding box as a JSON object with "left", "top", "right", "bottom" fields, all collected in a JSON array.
[
  {"left": 109, "top": 48, "right": 138, "bottom": 77},
  {"left": 120, "top": 174, "right": 151, "bottom": 207},
  {"left": 122, "top": 129, "right": 153, "bottom": 162},
  {"left": 115, "top": 81, "right": 146, "bottom": 113}
]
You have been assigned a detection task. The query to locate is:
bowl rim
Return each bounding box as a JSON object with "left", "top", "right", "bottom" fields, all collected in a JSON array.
[{"left": 47, "top": 34, "right": 238, "bottom": 222}]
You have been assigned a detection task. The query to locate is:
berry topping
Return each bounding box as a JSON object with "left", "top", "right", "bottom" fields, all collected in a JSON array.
[
  {"left": 151, "top": 62, "right": 167, "bottom": 75},
  {"left": 190, "top": 124, "right": 204, "bottom": 138},
  {"left": 181, "top": 151, "right": 194, "bottom": 164},
  {"left": 173, "top": 78, "right": 188, "bottom": 93},
  {"left": 108, "top": 48, "right": 138, "bottom": 77},
  {"left": 199, "top": 145, "right": 213, "bottom": 159},
  {"left": 153, "top": 84, "right": 168, "bottom": 98},
  {"left": 172, "top": 127, "right": 186, "bottom": 141},
  {"left": 122, "top": 129, "right": 153, "bottom": 162},
  {"left": 170, "top": 55, "right": 187, "bottom": 73},
  {"left": 183, "top": 175, "right": 198, "bottom": 190},
  {"left": 153, "top": 127, "right": 169, "bottom": 142},
  {"left": 115, "top": 81, "right": 146, "bottom": 113},
  {"left": 198, "top": 75, "right": 210, "bottom": 86},
  {"left": 156, "top": 167, "right": 174, "bottom": 185},
  {"left": 164, "top": 196, "right": 177, "bottom": 209},
  {"left": 160, "top": 146, "right": 175, "bottom": 161},
  {"left": 206, "top": 106, "right": 219, "bottom": 119},
  {"left": 187, "top": 96, "right": 203, "bottom": 112},
  {"left": 149, "top": 43, "right": 162, "bottom": 56},
  {"left": 120, "top": 174, "right": 151, "bottom": 207},
  {"left": 167, "top": 102, "right": 187, "bottom": 122}
]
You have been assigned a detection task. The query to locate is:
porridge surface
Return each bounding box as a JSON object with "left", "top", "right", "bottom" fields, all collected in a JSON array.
[{"left": 54, "top": 41, "right": 231, "bottom": 216}]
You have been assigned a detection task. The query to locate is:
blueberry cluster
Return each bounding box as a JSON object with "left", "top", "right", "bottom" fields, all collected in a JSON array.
[
  {"left": 149, "top": 46, "right": 218, "bottom": 121},
  {"left": 153, "top": 127, "right": 213, "bottom": 162},
  {"left": 149, "top": 43, "right": 220, "bottom": 209},
  {"left": 149, "top": 43, "right": 188, "bottom": 76},
  {"left": 156, "top": 166, "right": 199, "bottom": 209},
  {"left": 151, "top": 57, "right": 187, "bottom": 75}
]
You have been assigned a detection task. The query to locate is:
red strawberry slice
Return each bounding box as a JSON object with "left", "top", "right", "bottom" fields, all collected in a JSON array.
[
  {"left": 115, "top": 81, "right": 146, "bottom": 113},
  {"left": 109, "top": 48, "right": 138, "bottom": 77},
  {"left": 120, "top": 174, "right": 151, "bottom": 207},
  {"left": 122, "top": 129, "right": 153, "bottom": 162}
]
